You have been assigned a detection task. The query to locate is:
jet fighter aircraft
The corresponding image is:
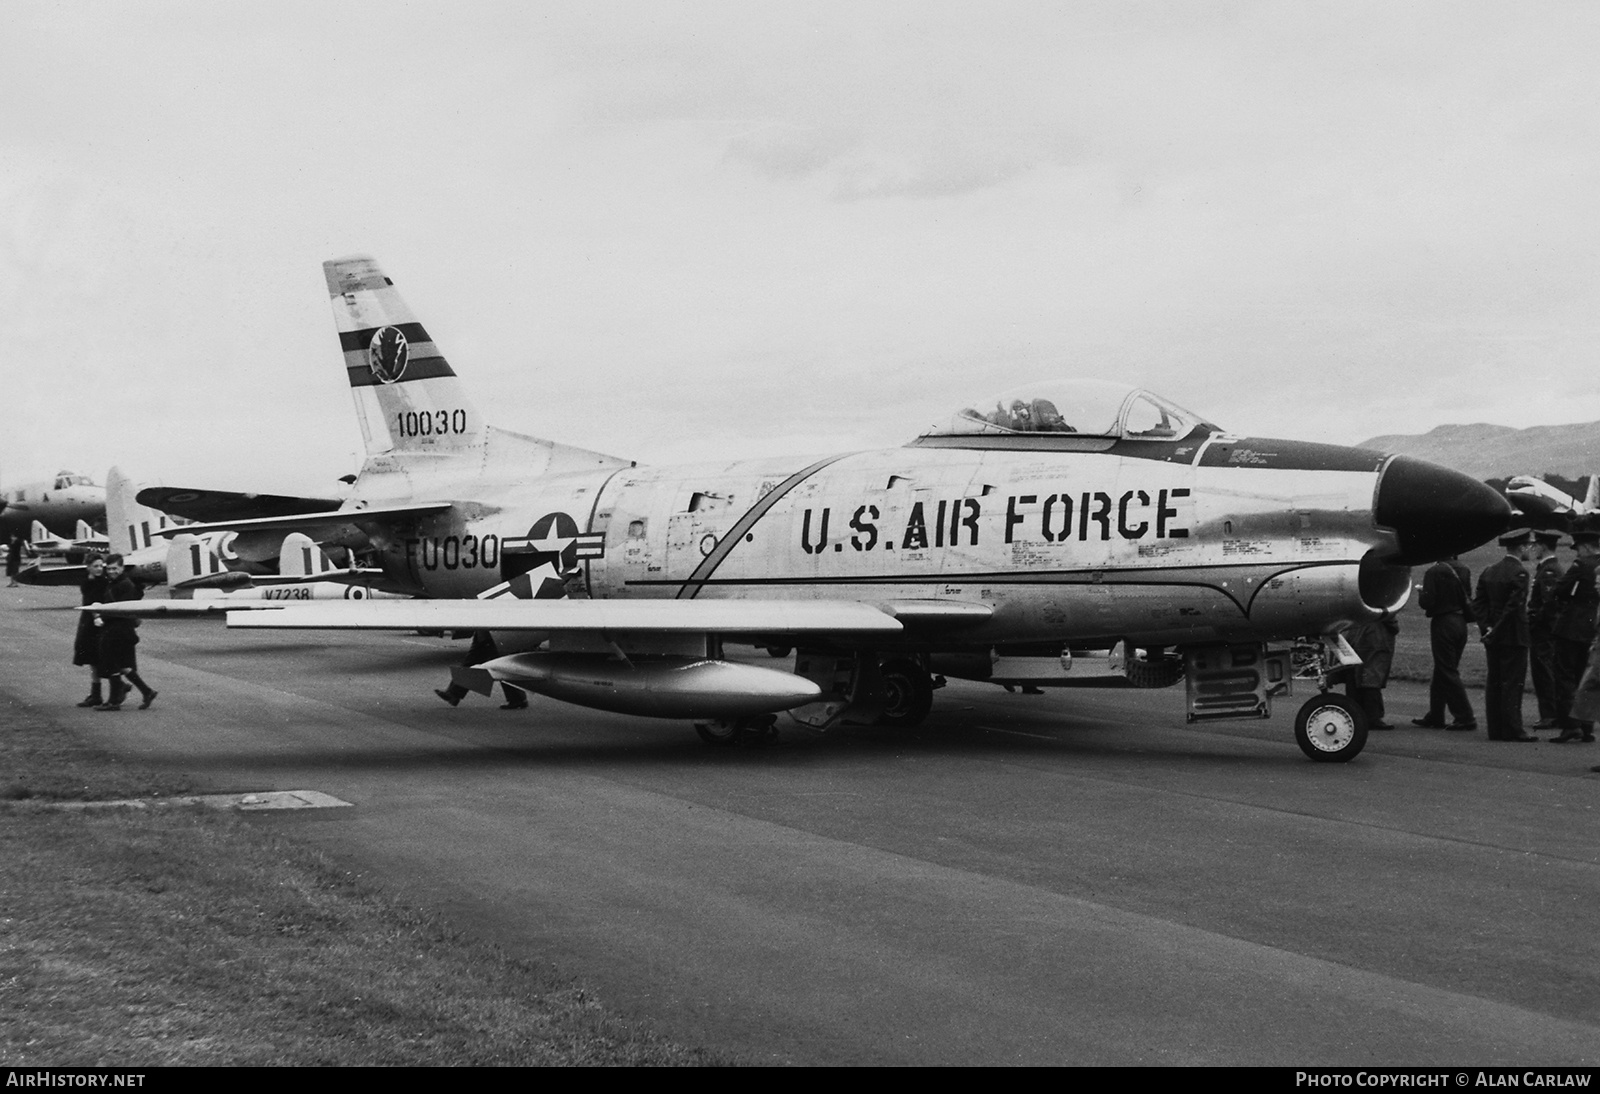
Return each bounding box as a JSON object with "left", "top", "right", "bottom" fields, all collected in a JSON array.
[{"left": 116, "top": 255, "right": 1509, "bottom": 763}]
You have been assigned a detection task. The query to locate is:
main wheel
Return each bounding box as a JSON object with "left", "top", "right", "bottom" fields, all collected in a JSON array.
[
  {"left": 877, "top": 658, "right": 934, "bottom": 728},
  {"left": 693, "top": 715, "right": 780, "bottom": 747},
  {"left": 694, "top": 720, "right": 739, "bottom": 747},
  {"left": 1293, "top": 693, "right": 1368, "bottom": 762}
]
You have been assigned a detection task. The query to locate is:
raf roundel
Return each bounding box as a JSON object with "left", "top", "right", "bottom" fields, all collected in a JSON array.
[{"left": 367, "top": 326, "right": 410, "bottom": 384}]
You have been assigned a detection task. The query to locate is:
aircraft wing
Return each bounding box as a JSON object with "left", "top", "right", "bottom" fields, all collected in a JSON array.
[
  {"left": 222, "top": 598, "right": 905, "bottom": 635},
  {"left": 154, "top": 502, "right": 454, "bottom": 538},
  {"left": 80, "top": 600, "right": 293, "bottom": 617},
  {"left": 248, "top": 567, "right": 387, "bottom": 587},
  {"left": 137, "top": 486, "right": 346, "bottom": 523},
  {"left": 14, "top": 562, "right": 86, "bottom": 587}
]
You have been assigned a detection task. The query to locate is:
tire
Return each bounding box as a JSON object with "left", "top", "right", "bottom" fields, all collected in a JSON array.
[
  {"left": 694, "top": 715, "right": 778, "bottom": 747},
  {"left": 1124, "top": 653, "right": 1184, "bottom": 689},
  {"left": 1293, "top": 693, "right": 1368, "bottom": 763},
  {"left": 877, "top": 658, "right": 934, "bottom": 728},
  {"left": 765, "top": 646, "right": 792, "bottom": 659},
  {"left": 694, "top": 720, "right": 739, "bottom": 747}
]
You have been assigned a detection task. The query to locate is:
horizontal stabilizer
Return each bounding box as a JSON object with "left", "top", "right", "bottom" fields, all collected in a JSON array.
[
  {"left": 157, "top": 502, "right": 453, "bottom": 539},
  {"left": 15, "top": 563, "right": 86, "bottom": 587},
  {"left": 225, "top": 598, "right": 903, "bottom": 635}
]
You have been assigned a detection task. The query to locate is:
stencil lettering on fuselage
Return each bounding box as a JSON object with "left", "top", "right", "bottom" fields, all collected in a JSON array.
[{"left": 799, "top": 488, "right": 1190, "bottom": 554}]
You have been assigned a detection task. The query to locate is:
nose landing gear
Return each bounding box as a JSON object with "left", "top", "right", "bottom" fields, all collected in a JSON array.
[{"left": 1293, "top": 693, "right": 1367, "bottom": 762}]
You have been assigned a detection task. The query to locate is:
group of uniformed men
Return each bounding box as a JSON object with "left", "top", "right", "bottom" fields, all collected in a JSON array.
[{"left": 1414, "top": 525, "right": 1600, "bottom": 742}]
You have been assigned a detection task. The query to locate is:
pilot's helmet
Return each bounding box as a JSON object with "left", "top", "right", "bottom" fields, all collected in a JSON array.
[{"left": 1031, "top": 399, "right": 1064, "bottom": 429}]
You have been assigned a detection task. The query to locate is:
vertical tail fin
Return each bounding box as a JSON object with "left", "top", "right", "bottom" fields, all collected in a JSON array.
[
  {"left": 165, "top": 533, "right": 247, "bottom": 591},
  {"left": 30, "top": 521, "right": 52, "bottom": 546},
  {"left": 278, "top": 532, "right": 338, "bottom": 578},
  {"left": 1585, "top": 474, "right": 1599, "bottom": 513},
  {"left": 106, "top": 467, "right": 186, "bottom": 556},
  {"left": 325, "top": 256, "right": 486, "bottom": 461}
]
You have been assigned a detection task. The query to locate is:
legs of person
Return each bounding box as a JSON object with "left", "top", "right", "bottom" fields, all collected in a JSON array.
[
  {"left": 102, "top": 672, "right": 129, "bottom": 709},
  {"left": 1479, "top": 650, "right": 1507, "bottom": 738},
  {"left": 1500, "top": 647, "right": 1529, "bottom": 738},
  {"left": 125, "top": 671, "right": 156, "bottom": 707},
  {"left": 1435, "top": 615, "right": 1474, "bottom": 724},
  {"left": 1425, "top": 618, "right": 1449, "bottom": 722},
  {"left": 78, "top": 665, "right": 103, "bottom": 707},
  {"left": 1354, "top": 686, "right": 1385, "bottom": 727},
  {"left": 500, "top": 684, "right": 528, "bottom": 710},
  {"left": 1530, "top": 633, "right": 1558, "bottom": 724},
  {"left": 1553, "top": 639, "right": 1585, "bottom": 733}
]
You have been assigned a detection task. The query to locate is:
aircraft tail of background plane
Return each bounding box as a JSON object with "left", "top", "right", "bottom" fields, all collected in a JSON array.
[
  {"left": 278, "top": 532, "right": 339, "bottom": 578},
  {"left": 166, "top": 533, "right": 249, "bottom": 592},
  {"left": 325, "top": 255, "right": 487, "bottom": 462},
  {"left": 106, "top": 467, "right": 186, "bottom": 556}
]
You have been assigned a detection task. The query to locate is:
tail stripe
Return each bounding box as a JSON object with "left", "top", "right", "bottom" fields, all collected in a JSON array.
[
  {"left": 337, "top": 323, "right": 435, "bottom": 353},
  {"left": 346, "top": 357, "right": 455, "bottom": 388}
]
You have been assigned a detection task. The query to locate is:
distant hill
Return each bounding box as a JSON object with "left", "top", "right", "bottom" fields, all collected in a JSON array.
[{"left": 1358, "top": 422, "right": 1600, "bottom": 480}]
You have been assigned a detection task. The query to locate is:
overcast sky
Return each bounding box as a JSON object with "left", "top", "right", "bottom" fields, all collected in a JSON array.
[{"left": 4, "top": 1, "right": 1599, "bottom": 495}]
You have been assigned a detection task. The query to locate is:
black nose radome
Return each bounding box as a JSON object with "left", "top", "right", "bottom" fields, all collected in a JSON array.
[{"left": 1373, "top": 455, "right": 1512, "bottom": 565}]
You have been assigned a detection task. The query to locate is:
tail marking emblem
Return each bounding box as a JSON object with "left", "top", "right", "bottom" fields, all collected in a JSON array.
[{"left": 368, "top": 326, "right": 410, "bottom": 384}]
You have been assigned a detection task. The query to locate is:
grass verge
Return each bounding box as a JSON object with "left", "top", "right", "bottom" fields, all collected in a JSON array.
[{"left": 0, "top": 693, "right": 723, "bottom": 1065}]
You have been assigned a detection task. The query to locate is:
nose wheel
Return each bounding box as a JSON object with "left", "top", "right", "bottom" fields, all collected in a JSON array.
[{"left": 1293, "top": 693, "right": 1367, "bottom": 762}]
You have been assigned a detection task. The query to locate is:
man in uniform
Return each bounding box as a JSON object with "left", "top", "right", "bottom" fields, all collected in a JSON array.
[
  {"left": 1549, "top": 523, "right": 1600, "bottom": 743},
  {"left": 1412, "top": 554, "right": 1477, "bottom": 730},
  {"left": 1471, "top": 529, "right": 1537, "bottom": 742},
  {"left": 1527, "top": 530, "right": 1565, "bottom": 729}
]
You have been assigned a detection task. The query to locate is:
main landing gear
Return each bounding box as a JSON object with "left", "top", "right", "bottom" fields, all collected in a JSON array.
[
  {"left": 876, "top": 658, "right": 934, "bottom": 729},
  {"left": 694, "top": 714, "right": 780, "bottom": 747}
]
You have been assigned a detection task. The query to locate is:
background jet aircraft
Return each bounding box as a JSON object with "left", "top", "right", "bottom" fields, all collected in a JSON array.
[
  {"left": 0, "top": 471, "right": 105, "bottom": 539},
  {"left": 131, "top": 531, "right": 408, "bottom": 613},
  {"left": 122, "top": 255, "right": 1509, "bottom": 763},
  {"left": 10, "top": 519, "right": 110, "bottom": 586},
  {"left": 1505, "top": 473, "right": 1598, "bottom": 530}
]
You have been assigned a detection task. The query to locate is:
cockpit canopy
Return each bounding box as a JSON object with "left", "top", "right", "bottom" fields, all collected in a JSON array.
[
  {"left": 920, "top": 380, "right": 1217, "bottom": 442},
  {"left": 53, "top": 472, "right": 95, "bottom": 490}
]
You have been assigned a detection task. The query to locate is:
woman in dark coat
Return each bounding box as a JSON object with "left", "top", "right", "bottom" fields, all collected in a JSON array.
[{"left": 73, "top": 555, "right": 109, "bottom": 707}]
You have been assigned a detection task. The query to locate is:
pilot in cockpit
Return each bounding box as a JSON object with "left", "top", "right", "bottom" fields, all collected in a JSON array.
[
  {"left": 1029, "top": 398, "right": 1073, "bottom": 433},
  {"left": 1003, "top": 398, "right": 1074, "bottom": 433}
]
